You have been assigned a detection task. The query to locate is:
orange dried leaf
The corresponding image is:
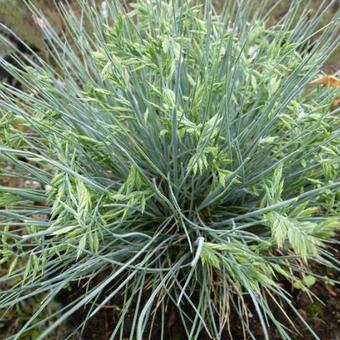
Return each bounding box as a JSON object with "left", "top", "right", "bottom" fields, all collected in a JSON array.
[
  {"left": 332, "top": 98, "right": 340, "bottom": 107},
  {"left": 310, "top": 75, "right": 340, "bottom": 87},
  {"left": 325, "top": 284, "right": 337, "bottom": 297}
]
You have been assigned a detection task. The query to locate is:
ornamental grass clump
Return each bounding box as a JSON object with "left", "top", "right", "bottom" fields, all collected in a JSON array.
[{"left": 0, "top": 0, "right": 339, "bottom": 339}]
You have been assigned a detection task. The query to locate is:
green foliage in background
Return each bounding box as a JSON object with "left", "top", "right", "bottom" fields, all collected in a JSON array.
[
  {"left": 0, "top": 0, "right": 339, "bottom": 339},
  {"left": 0, "top": 0, "right": 45, "bottom": 52}
]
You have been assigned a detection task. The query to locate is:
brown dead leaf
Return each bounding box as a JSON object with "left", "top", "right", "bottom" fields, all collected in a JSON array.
[
  {"left": 333, "top": 98, "right": 340, "bottom": 107},
  {"left": 325, "top": 284, "right": 337, "bottom": 297},
  {"left": 310, "top": 75, "right": 340, "bottom": 87}
]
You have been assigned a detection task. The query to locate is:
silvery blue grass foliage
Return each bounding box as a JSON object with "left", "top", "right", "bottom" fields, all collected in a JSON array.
[{"left": 0, "top": 0, "right": 339, "bottom": 339}]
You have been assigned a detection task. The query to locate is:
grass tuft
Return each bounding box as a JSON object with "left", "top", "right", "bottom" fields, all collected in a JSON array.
[{"left": 0, "top": 0, "right": 339, "bottom": 339}]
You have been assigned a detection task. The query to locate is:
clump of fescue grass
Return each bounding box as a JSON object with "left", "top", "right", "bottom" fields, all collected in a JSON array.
[{"left": 0, "top": 0, "right": 339, "bottom": 339}]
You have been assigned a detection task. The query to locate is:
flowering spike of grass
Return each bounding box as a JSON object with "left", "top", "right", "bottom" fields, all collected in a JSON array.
[{"left": 0, "top": 0, "right": 340, "bottom": 339}]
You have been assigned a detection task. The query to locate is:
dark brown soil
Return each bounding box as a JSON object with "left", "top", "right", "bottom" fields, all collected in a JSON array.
[{"left": 57, "top": 242, "right": 340, "bottom": 340}]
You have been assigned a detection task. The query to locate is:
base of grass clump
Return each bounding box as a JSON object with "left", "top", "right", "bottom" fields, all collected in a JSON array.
[
  {"left": 55, "top": 256, "right": 340, "bottom": 340},
  {"left": 0, "top": 0, "right": 339, "bottom": 339}
]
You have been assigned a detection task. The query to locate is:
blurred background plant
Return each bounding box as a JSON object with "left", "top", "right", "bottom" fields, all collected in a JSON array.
[{"left": 0, "top": 0, "right": 45, "bottom": 51}]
